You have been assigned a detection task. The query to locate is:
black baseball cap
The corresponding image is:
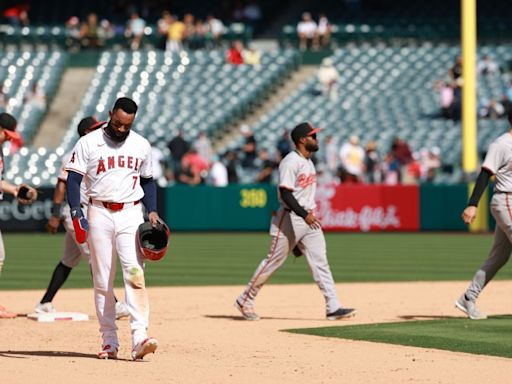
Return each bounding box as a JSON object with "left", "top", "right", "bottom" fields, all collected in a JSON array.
[
  {"left": 0, "top": 112, "right": 22, "bottom": 142},
  {"left": 290, "top": 122, "right": 322, "bottom": 144},
  {"left": 77, "top": 116, "right": 102, "bottom": 137}
]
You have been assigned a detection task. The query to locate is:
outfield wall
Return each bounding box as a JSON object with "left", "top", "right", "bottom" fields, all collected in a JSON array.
[{"left": 0, "top": 184, "right": 490, "bottom": 232}]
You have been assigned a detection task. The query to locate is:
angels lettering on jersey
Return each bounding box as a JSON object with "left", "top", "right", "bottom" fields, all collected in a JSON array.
[{"left": 69, "top": 151, "right": 143, "bottom": 176}]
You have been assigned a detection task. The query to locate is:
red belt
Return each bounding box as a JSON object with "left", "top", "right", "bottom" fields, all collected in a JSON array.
[{"left": 91, "top": 198, "right": 140, "bottom": 211}]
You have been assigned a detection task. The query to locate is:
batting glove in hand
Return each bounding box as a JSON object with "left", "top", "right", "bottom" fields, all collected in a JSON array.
[{"left": 71, "top": 207, "right": 88, "bottom": 244}]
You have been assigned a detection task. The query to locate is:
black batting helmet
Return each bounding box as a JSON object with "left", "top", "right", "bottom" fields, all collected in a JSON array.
[{"left": 136, "top": 218, "right": 170, "bottom": 262}]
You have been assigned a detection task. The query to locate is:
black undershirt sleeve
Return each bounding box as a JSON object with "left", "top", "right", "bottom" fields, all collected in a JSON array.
[
  {"left": 280, "top": 187, "right": 308, "bottom": 218},
  {"left": 467, "top": 168, "right": 493, "bottom": 207}
]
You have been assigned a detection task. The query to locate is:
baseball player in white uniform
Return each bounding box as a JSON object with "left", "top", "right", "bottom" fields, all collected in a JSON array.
[
  {"left": 36, "top": 116, "right": 129, "bottom": 320},
  {"left": 235, "top": 122, "right": 356, "bottom": 320},
  {"left": 0, "top": 112, "right": 26, "bottom": 319},
  {"left": 458, "top": 111, "right": 512, "bottom": 319},
  {"left": 66, "top": 98, "right": 159, "bottom": 360}
]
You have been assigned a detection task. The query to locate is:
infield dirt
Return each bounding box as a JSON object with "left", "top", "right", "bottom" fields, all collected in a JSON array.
[{"left": 2, "top": 281, "right": 512, "bottom": 384}]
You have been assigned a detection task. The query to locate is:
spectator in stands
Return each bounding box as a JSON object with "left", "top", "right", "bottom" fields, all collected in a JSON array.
[
  {"left": 226, "top": 40, "right": 245, "bottom": 65},
  {"left": 364, "top": 141, "right": 382, "bottom": 184},
  {"left": 194, "top": 132, "right": 213, "bottom": 165},
  {"left": 479, "top": 98, "right": 505, "bottom": 119},
  {"left": 317, "top": 58, "right": 340, "bottom": 101},
  {"left": 168, "top": 130, "right": 190, "bottom": 180},
  {"left": 188, "top": 19, "right": 208, "bottom": 50},
  {"left": 208, "top": 156, "right": 228, "bottom": 187},
  {"left": 65, "top": 16, "right": 82, "bottom": 52},
  {"left": 240, "top": 124, "right": 257, "bottom": 168},
  {"left": 339, "top": 135, "right": 365, "bottom": 183},
  {"left": 449, "top": 56, "right": 462, "bottom": 81},
  {"left": 150, "top": 144, "right": 167, "bottom": 187},
  {"left": 0, "top": 83, "right": 7, "bottom": 108},
  {"left": 179, "top": 149, "right": 209, "bottom": 185},
  {"left": 157, "top": 11, "right": 172, "bottom": 50},
  {"left": 423, "top": 147, "right": 441, "bottom": 183},
  {"left": 317, "top": 13, "right": 332, "bottom": 48},
  {"left": 166, "top": 15, "right": 185, "bottom": 53},
  {"left": 125, "top": 12, "right": 146, "bottom": 50},
  {"left": 182, "top": 13, "right": 196, "bottom": 49},
  {"left": 477, "top": 54, "right": 500, "bottom": 75},
  {"left": 3, "top": 3, "right": 30, "bottom": 26},
  {"left": 243, "top": 0, "right": 263, "bottom": 32},
  {"left": 297, "top": 12, "right": 319, "bottom": 51},
  {"left": 224, "top": 150, "right": 239, "bottom": 184},
  {"left": 324, "top": 135, "right": 338, "bottom": 175},
  {"left": 391, "top": 137, "right": 413, "bottom": 166},
  {"left": 80, "top": 13, "right": 101, "bottom": 49},
  {"left": 382, "top": 152, "right": 401, "bottom": 185},
  {"left": 206, "top": 15, "right": 225, "bottom": 48},
  {"left": 24, "top": 83, "right": 46, "bottom": 109},
  {"left": 255, "top": 149, "right": 275, "bottom": 183},
  {"left": 243, "top": 46, "right": 261, "bottom": 66},
  {"left": 506, "top": 81, "right": 512, "bottom": 103},
  {"left": 276, "top": 129, "right": 291, "bottom": 161},
  {"left": 434, "top": 80, "right": 455, "bottom": 120}
]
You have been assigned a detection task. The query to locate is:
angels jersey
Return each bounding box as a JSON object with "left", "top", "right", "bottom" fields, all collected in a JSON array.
[
  {"left": 278, "top": 150, "right": 317, "bottom": 211},
  {"left": 65, "top": 126, "right": 152, "bottom": 202}
]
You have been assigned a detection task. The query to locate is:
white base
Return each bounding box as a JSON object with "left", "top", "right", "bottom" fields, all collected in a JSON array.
[{"left": 27, "top": 311, "right": 89, "bottom": 322}]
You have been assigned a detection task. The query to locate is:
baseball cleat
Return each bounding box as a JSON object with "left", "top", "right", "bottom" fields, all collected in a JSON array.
[
  {"left": 34, "top": 302, "right": 56, "bottom": 314},
  {"left": 455, "top": 295, "right": 487, "bottom": 320},
  {"left": 326, "top": 307, "right": 356, "bottom": 320},
  {"left": 98, "top": 344, "right": 118, "bottom": 360},
  {"left": 131, "top": 337, "right": 158, "bottom": 360},
  {"left": 234, "top": 300, "right": 260, "bottom": 321},
  {"left": 115, "top": 301, "right": 130, "bottom": 320}
]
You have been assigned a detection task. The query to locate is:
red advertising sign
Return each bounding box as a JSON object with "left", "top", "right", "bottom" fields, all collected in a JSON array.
[{"left": 315, "top": 184, "right": 420, "bottom": 232}]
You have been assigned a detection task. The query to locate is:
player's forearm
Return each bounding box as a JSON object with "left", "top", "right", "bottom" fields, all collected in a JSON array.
[
  {"left": 280, "top": 187, "right": 308, "bottom": 218},
  {"left": 140, "top": 177, "right": 157, "bottom": 213},
  {"left": 0, "top": 180, "right": 19, "bottom": 196},
  {"left": 467, "top": 168, "right": 492, "bottom": 207},
  {"left": 51, "top": 180, "right": 67, "bottom": 217},
  {"left": 66, "top": 171, "right": 83, "bottom": 208}
]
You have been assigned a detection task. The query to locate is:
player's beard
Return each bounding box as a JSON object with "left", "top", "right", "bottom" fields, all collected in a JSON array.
[
  {"left": 105, "top": 121, "right": 130, "bottom": 142},
  {"left": 305, "top": 141, "right": 319, "bottom": 152}
]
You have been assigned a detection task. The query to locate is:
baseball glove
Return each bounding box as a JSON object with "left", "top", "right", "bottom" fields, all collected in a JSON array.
[
  {"left": 292, "top": 244, "right": 303, "bottom": 257},
  {"left": 17, "top": 184, "right": 38, "bottom": 204}
]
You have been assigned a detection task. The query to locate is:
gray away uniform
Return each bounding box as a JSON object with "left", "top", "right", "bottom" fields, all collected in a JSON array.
[
  {"left": 464, "top": 132, "right": 512, "bottom": 301},
  {"left": 237, "top": 151, "right": 343, "bottom": 313}
]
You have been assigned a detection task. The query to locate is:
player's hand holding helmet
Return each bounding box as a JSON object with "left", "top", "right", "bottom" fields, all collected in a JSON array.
[
  {"left": 16, "top": 183, "right": 38, "bottom": 204},
  {"left": 137, "top": 218, "right": 170, "bottom": 262}
]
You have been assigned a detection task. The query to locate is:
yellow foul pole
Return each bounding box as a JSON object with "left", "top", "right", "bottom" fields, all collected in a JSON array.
[
  {"left": 462, "top": 0, "right": 477, "bottom": 174},
  {"left": 462, "top": 0, "right": 487, "bottom": 231}
]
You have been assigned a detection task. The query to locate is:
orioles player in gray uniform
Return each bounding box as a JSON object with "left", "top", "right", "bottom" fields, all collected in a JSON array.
[
  {"left": 457, "top": 110, "right": 512, "bottom": 319},
  {"left": 235, "top": 122, "right": 356, "bottom": 320}
]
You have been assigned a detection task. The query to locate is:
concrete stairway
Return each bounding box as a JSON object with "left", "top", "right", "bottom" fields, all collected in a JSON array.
[
  {"left": 213, "top": 64, "right": 317, "bottom": 151},
  {"left": 32, "top": 68, "right": 95, "bottom": 148}
]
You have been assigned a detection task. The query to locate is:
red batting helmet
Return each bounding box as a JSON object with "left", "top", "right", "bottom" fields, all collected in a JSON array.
[{"left": 136, "top": 218, "right": 170, "bottom": 262}]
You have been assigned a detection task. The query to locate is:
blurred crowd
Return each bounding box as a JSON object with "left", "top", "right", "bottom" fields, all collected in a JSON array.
[
  {"left": 434, "top": 54, "right": 512, "bottom": 121},
  {"left": 1, "top": 2, "right": 262, "bottom": 52},
  {"left": 153, "top": 127, "right": 442, "bottom": 187}
]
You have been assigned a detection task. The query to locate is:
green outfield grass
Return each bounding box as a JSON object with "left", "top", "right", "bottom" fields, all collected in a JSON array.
[
  {"left": 286, "top": 316, "right": 512, "bottom": 358},
  {"left": 0, "top": 232, "right": 506, "bottom": 290}
]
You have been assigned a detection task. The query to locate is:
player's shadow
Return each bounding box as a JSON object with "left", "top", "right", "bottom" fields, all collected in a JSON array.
[
  {"left": 204, "top": 315, "right": 323, "bottom": 321},
  {"left": 398, "top": 315, "right": 463, "bottom": 320},
  {"left": 0, "top": 350, "right": 130, "bottom": 361}
]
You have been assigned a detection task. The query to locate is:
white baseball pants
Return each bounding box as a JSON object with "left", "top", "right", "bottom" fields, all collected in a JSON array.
[{"left": 87, "top": 201, "right": 148, "bottom": 349}]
